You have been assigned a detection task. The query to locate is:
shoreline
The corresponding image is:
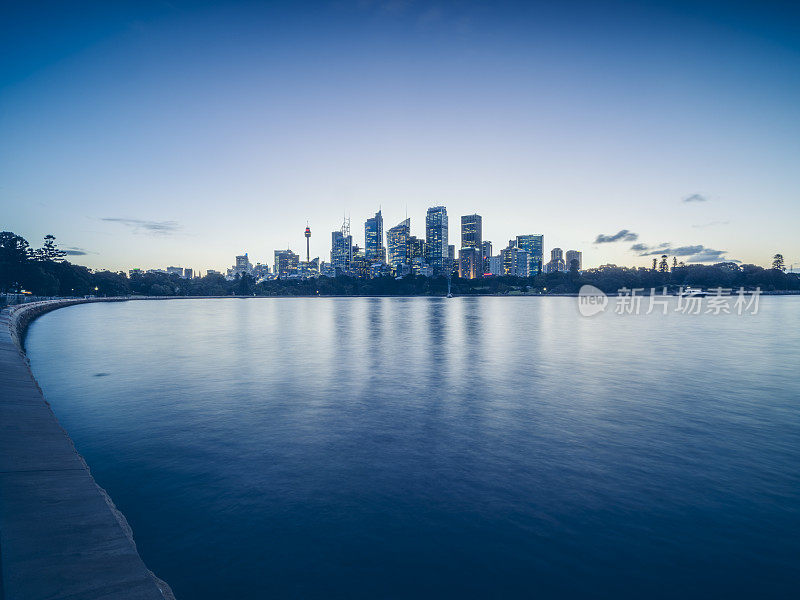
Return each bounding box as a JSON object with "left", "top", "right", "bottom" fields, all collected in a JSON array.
[{"left": 0, "top": 298, "right": 174, "bottom": 600}]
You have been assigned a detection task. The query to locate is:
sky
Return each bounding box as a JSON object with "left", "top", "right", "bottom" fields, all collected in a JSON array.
[{"left": 2, "top": 0, "right": 799, "bottom": 273}]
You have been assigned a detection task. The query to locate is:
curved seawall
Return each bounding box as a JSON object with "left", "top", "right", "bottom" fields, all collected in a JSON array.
[{"left": 0, "top": 299, "right": 174, "bottom": 600}]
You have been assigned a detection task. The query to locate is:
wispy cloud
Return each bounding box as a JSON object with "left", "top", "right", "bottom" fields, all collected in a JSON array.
[
  {"left": 594, "top": 229, "right": 638, "bottom": 244},
  {"left": 102, "top": 218, "right": 180, "bottom": 236},
  {"left": 692, "top": 220, "right": 730, "bottom": 228},
  {"left": 63, "top": 246, "right": 98, "bottom": 256},
  {"left": 632, "top": 242, "right": 738, "bottom": 263},
  {"left": 683, "top": 193, "right": 708, "bottom": 203}
]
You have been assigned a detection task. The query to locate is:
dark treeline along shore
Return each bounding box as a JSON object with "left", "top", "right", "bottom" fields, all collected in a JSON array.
[{"left": 2, "top": 231, "right": 798, "bottom": 299}]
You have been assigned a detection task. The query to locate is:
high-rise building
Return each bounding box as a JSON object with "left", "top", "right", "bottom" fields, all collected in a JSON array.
[
  {"left": 545, "top": 247, "right": 566, "bottom": 273},
  {"left": 407, "top": 235, "right": 426, "bottom": 261},
  {"left": 565, "top": 250, "right": 582, "bottom": 271},
  {"left": 425, "top": 206, "right": 449, "bottom": 274},
  {"left": 459, "top": 247, "right": 482, "bottom": 279},
  {"left": 387, "top": 218, "right": 411, "bottom": 274},
  {"left": 489, "top": 255, "right": 503, "bottom": 276},
  {"left": 481, "top": 241, "right": 492, "bottom": 274},
  {"left": 364, "top": 210, "right": 386, "bottom": 264},
  {"left": 304, "top": 225, "right": 312, "bottom": 263},
  {"left": 501, "top": 241, "right": 529, "bottom": 277},
  {"left": 274, "top": 249, "right": 299, "bottom": 278},
  {"left": 460, "top": 214, "right": 482, "bottom": 250},
  {"left": 183, "top": 268, "right": 193, "bottom": 279},
  {"left": 351, "top": 248, "right": 370, "bottom": 279},
  {"left": 331, "top": 219, "right": 353, "bottom": 274},
  {"left": 166, "top": 266, "right": 184, "bottom": 277},
  {"left": 516, "top": 234, "right": 544, "bottom": 274}
]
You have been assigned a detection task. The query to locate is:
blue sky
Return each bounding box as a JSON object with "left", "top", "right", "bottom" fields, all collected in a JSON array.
[{"left": 2, "top": 0, "right": 799, "bottom": 272}]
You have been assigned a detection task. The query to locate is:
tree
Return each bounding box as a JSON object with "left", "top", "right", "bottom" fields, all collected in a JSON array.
[
  {"left": 34, "top": 234, "right": 67, "bottom": 262},
  {"left": 652, "top": 257, "right": 657, "bottom": 271},
  {"left": 0, "top": 231, "right": 32, "bottom": 292},
  {"left": 658, "top": 255, "right": 669, "bottom": 273},
  {"left": 672, "top": 257, "right": 678, "bottom": 271},
  {"left": 772, "top": 253, "right": 786, "bottom": 271}
]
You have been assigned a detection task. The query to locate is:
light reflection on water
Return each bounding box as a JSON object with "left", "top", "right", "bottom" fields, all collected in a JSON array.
[{"left": 26, "top": 297, "right": 800, "bottom": 599}]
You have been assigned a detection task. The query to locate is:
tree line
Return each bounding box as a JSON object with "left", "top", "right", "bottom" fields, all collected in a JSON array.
[{"left": 1, "top": 231, "right": 797, "bottom": 298}]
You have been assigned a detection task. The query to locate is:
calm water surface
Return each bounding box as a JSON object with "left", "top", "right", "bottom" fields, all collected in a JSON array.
[{"left": 26, "top": 297, "right": 800, "bottom": 598}]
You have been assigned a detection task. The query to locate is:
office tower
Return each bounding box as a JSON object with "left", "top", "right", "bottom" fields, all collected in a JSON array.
[
  {"left": 305, "top": 224, "right": 311, "bottom": 263},
  {"left": 459, "top": 247, "right": 482, "bottom": 279},
  {"left": 425, "top": 206, "right": 449, "bottom": 274},
  {"left": 183, "top": 268, "right": 193, "bottom": 279},
  {"left": 501, "top": 241, "right": 529, "bottom": 277},
  {"left": 274, "top": 249, "right": 299, "bottom": 278},
  {"left": 407, "top": 235, "right": 426, "bottom": 261},
  {"left": 481, "top": 241, "right": 492, "bottom": 274},
  {"left": 489, "top": 255, "right": 503, "bottom": 276},
  {"left": 364, "top": 210, "right": 386, "bottom": 264},
  {"left": 545, "top": 247, "right": 566, "bottom": 273},
  {"left": 516, "top": 234, "right": 544, "bottom": 274},
  {"left": 460, "top": 214, "right": 482, "bottom": 250},
  {"left": 166, "top": 266, "right": 184, "bottom": 277},
  {"left": 565, "top": 250, "right": 582, "bottom": 271},
  {"left": 331, "top": 219, "right": 353, "bottom": 274},
  {"left": 351, "top": 248, "right": 369, "bottom": 279},
  {"left": 387, "top": 218, "right": 411, "bottom": 274}
]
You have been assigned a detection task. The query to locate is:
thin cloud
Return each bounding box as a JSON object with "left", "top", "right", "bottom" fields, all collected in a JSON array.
[
  {"left": 683, "top": 193, "right": 708, "bottom": 203},
  {"left": 633, "top": 243, "right": 737, "bottom": 263},
  {"left": 63, "top": 246, "right": 98, "bottom": 256},
  {"left": 594, "top": 229, "right": 638, "bottom": 244},
  {"left": 692, "top": 220, "right": 730, "bottom": 228},
  {"left": 102, "top": 218, "right": 180, "bottom": 236}
]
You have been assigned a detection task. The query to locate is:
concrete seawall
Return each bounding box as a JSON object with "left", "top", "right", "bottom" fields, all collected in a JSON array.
[{"left": 0, "top": 299, "right": 174, "bottom": 600}]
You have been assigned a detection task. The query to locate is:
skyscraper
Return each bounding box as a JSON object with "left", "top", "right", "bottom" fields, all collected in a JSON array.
[
  {"left": 501, "top": 241, "right": 529, "bottom": 277},
  {"left": 274, "top": 249, "right": 299, "bottom": 278},
  {"left": 425, "top": 206, "right": 449, "bottom": 274},
  {"left": 545, "top": 247, "right": 566, "bottom": 273},
  {"left": 364, "top": 210, "right": 386, "bottom": 264},
  {"left": 331, "top": 219, "right": 353, "bottom": 274},
  {"left": 481, "top": 241, "right": 492, "bottom": 274},
  {"left": 459, "top": 247, "right": 482, "bottom": 279},
  {"left": 565, "top": 250, "right": 582, "bottom": 271},
  {"left": 387, "top": 218, "right": 411, "bottom": 274},
  {"left": 516, "top": 234, "right": 544, "bottom": 274},
  {"left": 460, "top": 214, "right": 482, "bottom": 250}
]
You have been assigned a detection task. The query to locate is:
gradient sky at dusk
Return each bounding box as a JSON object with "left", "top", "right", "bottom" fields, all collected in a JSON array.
[{"left": 2, "top": 0, "right": 799, "bottom": 273}]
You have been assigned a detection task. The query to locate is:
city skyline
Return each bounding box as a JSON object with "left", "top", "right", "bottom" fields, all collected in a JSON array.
[{"left": 3, "top": 1, "right": 799, "bottom": 273}]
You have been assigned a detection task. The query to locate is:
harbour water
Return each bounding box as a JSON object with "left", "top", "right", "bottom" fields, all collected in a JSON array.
[{"left": 25, "top": 297, "right": 800, "bottom": 598}]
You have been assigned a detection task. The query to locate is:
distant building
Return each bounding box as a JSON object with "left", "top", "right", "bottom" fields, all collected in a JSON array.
[
  {"left": 481, "top": 241, "right": 492, "bottom": 274},
  {"left": 206, "top": 269, "right": 222, "bottom": 276},
  {"left": 274, "top": 249, "right": 299, "bottom": 278},
  {"left": 252, "top": 263, "right": 270, "bottom": 280},
  {"left": 320, "top": 262, "right": 336, "bottom": 278},
  {"left": 298, "top": 258, "right": 319, "bottom": 278},
  {"left": 565, "top": 250, "right": 582, "bottom": 271},
  {"left": 364, "top": 210, "right": 386, "bottom": 264},
  {"left": 489, "top": 255, "right": 503, "bottom": 276},
  {"left": 407, "top": 235, "right": 426, "bottom": 262},
  {"left": 425, "top": 206, "right": 449, "bottom": 274},
  {"left": 129, "top": 268, "right": 144, "bottom": 277},
  {"left": 351, "top": 248, "right": 370, "bottom": 279},
  {"left": 516, "top": 234, "right": 544, "bottom": 274},
  {"left": 166, "top": 266, "right": 184, "bottom": 277},
  {"left": 545, "top": 248, "right": 566, "bottom": 273},
  {"left": 501, "top": 241, "right": 529, "bottom": 277},
  {"left": 331, "top": 220, "right": 353, "bottom": 275},
  {"left": 459, "top": 247, "right": 482, "bottom": 279},
  {"left": 183, "top": 268, "right": 193, "bottom": 279},
  {"left": 461, "top": 214, "right": 482, "bottom": 250},
  {"left": 387, "top": 218, "right": 411, "bottom": 275}
]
